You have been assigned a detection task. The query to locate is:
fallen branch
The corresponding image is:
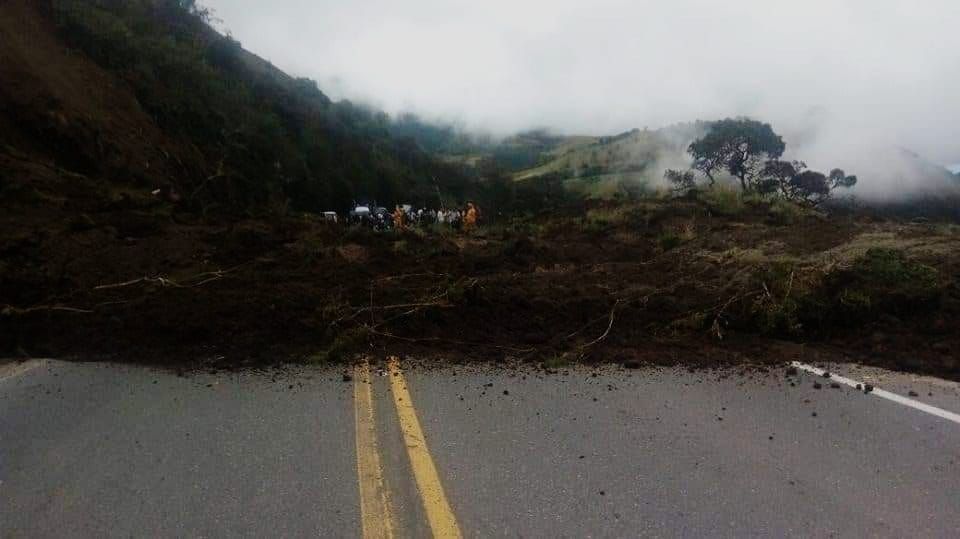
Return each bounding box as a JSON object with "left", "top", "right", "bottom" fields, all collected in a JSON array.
[
  {"left": 94, "top": 276, "right": 180, "bottom": 290},
  {"left": 375, "top": 272, "right": 450, "bottom": 283},
  {"left": 2, "top": 304, "right": 93, "bottom": 316},
  {"left": 580, "top": 299, "right": 621, "bottom": 349},
  {"left": 93, "top": 262, "right": 251, "bottom": 291}
]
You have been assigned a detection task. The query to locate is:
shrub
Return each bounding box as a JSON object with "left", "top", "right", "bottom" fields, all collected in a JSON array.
[
  {"left": 317, "top": 326, "right": 370, "bottom": 363},
  {"left": 749, "top": 262, "right": 806, "bottom": 335},
  {"left": 700, "top": 186, "right": 745, "bottom": 216},
  {"left": 658, "top": 232, "right": 683, "bottom": 251},
  {"left": 767, "top": 198, "right": 806, "bottom": 225},
  {"left": 748, "top": 249, "right": 941, "bottom": 337},
  {"left": 824, "top": 248, "right": 939, "bottom": 319}
]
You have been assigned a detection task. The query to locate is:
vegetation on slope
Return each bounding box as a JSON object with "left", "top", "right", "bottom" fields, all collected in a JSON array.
[{"left": 44, "top": 0, "right": 474, "bottom": 214}]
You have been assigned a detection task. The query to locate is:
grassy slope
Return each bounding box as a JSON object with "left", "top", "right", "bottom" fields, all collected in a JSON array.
[{"left": 512, "top": 126, "right": 703, "bottom": 198}]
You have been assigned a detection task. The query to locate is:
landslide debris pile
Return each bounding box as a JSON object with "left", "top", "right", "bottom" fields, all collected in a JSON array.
[{"left": 1, "top": 1, "right": 958, "bottom": 378}]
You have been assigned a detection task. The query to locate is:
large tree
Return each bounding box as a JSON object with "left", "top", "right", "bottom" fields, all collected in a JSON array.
[
  {"left": 666, "top": 118, "right": 857, "bottom": 205},
  {"left": 688, "top": 118, "right": 785, "bottom": 191}
]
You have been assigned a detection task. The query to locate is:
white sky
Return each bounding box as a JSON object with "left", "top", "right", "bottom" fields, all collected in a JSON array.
[{"left": 203, "top": 0, "right": 960, "bottom": 166}]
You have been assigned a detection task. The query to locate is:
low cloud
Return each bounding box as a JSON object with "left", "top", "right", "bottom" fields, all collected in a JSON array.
[{"left": 204, "top": 0, "right": 960, "bottom": 192}]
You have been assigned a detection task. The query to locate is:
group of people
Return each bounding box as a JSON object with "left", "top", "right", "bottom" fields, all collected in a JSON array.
[{"left": 390, "top": 202, "right": 480, "bottom": 232}]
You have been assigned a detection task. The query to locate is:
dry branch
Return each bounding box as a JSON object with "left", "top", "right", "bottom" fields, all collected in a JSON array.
[
  {"left": 2, "top": 304, "right": 93, "bottom": 316},
  {"left": 580, "top": 299, "right": 621, "bottom": 349},
  {"left": 93, "top": 263, "right": 250, "bottom": 291}
]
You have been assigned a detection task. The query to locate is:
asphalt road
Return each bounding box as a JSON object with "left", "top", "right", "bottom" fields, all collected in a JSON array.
[{"left": 2, "top": 358, "right": 959, "bottom": 538}]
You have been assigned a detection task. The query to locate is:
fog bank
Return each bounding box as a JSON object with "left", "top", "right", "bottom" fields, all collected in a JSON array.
[{"left": 204, "top": 0, "right": 960, "bottom": 192}]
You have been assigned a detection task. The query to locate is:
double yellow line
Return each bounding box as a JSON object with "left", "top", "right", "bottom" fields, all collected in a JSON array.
[{"left": 353, "top": 357, "right": 462, "bottom": 539}]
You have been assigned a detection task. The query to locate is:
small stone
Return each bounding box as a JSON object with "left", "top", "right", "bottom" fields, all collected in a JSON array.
[
  {"left": 503, "top": 390, "right": 509, "bottom": 395},
  {"left": 811, "top": 412, "right": 818, "bottom": 417}
]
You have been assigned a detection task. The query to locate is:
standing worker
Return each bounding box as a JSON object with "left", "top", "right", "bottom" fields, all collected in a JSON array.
[
  {"left": 392, "top": 205, "right": 406, "bottom": 231},
  {"left": 464, "top": 202, "right": 479, "bottom": 233}
]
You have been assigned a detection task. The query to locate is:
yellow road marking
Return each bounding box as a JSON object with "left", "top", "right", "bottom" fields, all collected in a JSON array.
[
  {"left": 387, "top": 356, "right": 462, "bottom": 539},
  {"left": 354, "top": 360, "right": 396, "bottom": 539}
]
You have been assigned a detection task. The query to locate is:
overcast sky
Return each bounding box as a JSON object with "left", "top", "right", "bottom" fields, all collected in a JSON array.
[{"left": 203, "top": 0, "right": 960, "bottom": 167}]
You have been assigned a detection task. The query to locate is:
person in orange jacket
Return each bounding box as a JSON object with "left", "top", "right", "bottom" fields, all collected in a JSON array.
[
  {"left": 464, "top": 202, "right": 479, "bottom": 232},
  {"left": 392, "top": 205, "right": 406, "bottom": 231}
]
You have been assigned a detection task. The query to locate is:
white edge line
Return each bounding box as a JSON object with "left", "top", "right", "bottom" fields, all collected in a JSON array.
[{"left": 791, "top": 361, "right": 960, "bottom": 425}]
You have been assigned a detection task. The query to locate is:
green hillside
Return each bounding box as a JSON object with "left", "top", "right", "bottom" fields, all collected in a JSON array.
[
  {"left": 32, "top": 0, "right": 474, "bottom": 214},
  {"left": 512, "top": 124, "right": 707, "bottom": 198}
]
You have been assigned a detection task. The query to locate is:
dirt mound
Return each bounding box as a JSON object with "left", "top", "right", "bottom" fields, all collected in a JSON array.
[
  {"left": 1, "top": 2, "right": 958, "bottom": 378},
  {"left": 2, "top": 194, "right": 958, "bottom": 380}
]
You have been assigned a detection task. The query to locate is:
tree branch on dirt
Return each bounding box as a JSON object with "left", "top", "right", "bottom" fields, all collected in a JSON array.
[
  {"left": 579, "top": 299, "right": 622, "bottom": 349},
  {"left": 2, "top": 304, "right": 93, "bottom": 316},
  {"left": 93, "top": 263, "right": 250, "bottom": 291}
]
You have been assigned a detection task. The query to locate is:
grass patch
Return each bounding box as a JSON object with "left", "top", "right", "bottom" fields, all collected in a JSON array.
[
  {"left": 747, "top": 248, "right": 941, "bottom": 336},
  {"left": 767, "top": 198, "right": 806, "bottom": 226},
  {"left": 823, "top": 248, "right": 939, "bottom": 318},
  {"left": 699, "top": 186, "right": 745, "bottom": 216},
  {"left": 313, "top": 326, "right": 371, "bottom": 363},
  {"left": 658, "top": 232, "right": 683, "bottom": 251}
]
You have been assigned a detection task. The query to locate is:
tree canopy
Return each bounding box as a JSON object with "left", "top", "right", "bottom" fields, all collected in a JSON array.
[
  {"left": 666, "top": 118, "right": 856, "bottom": 206},
  {"left": 688, "top": 118, "right": 785, "bottom": 191}
]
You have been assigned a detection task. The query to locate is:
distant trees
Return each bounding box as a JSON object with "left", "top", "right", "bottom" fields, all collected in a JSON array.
[{"left": 666, "top": 118, "right": 856, "bottom": 206}]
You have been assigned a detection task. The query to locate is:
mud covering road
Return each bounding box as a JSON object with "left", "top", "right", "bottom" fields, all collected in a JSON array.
[{"left": 2, "top": 359, "right": 960, "bottom": 537}]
